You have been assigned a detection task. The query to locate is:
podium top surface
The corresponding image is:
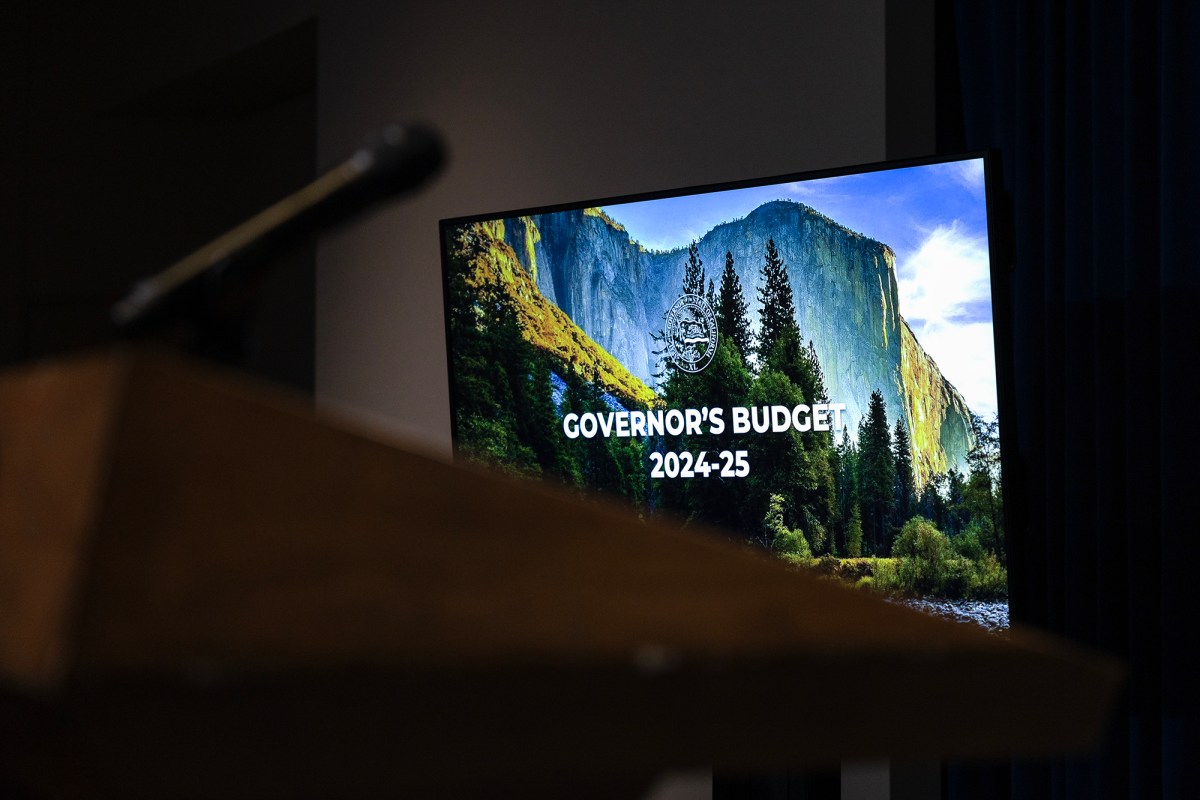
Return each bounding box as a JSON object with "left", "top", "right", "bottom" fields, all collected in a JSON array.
[{"left": 0, "top": 348, "right": 1123, "bottom": 792}]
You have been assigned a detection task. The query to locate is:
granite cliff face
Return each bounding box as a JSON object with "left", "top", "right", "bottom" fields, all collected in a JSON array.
[
  {"left": 692, "top": 201, "right": 902, "bottom": 447},
  {"left": 900, "top": 320, "right": 974, "bottom": 482},
  {"left": 502, "top": 211, "right": 661, "bottom": 387},
  {"left": 458, "top": 220, "right": 656, "bottom": 407},
  {"left": 484, "top": 199, "right": 975, "bottom": 485}
]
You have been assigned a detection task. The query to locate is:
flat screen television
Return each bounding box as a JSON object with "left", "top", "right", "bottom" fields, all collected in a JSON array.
[{"left": 440, "top": 153, "right": 1011, "bottom": 629}]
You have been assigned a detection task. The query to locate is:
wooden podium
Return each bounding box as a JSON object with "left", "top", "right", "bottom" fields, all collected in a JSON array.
[{"left": 0, "top": 350, "right": 1121, "bottom": 799}]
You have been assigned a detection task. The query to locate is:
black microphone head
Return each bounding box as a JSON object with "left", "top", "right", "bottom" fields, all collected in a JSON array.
[
  {"left": 343, "top": 123, "right": 446, "bottom": 210},
  {"left": 375, "top": 124, "right": 445, "bottom": 182}
]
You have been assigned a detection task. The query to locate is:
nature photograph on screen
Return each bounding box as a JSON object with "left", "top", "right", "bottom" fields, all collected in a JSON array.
[{"left": 441, "top": 154, "right": 1007, "bottom": 629}]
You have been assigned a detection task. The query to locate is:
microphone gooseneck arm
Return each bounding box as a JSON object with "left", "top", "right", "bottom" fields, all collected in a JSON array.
[{"left": 112, "top": 124, "right": 444, "bottom": 330}]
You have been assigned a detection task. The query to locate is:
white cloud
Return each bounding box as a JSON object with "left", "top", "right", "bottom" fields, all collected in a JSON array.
[
  {"left": 950, "top": 158, "right": 986, "bottom": 196},
  {"left": 912, "top": 321, "right": 998, "bottom": 421},
  {"left": 782, "top": 173, "right": 859, "bottom": 201},
  {"left": 783, "top": 181, "right": 820, "bottom": 197},
  {"left": 898, "top": 222, "right": 998, "bottom": 419},
  {"left": 899, "top": 222, "right": 990, "bottom": 319}
]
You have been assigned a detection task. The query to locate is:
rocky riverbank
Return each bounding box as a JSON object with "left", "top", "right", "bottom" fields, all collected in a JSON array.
[{"left": 899, "top": 598, "right": 1010, "bottom": 632}]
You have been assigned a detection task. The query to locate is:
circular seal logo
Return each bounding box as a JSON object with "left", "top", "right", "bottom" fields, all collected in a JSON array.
[{"left": 664, "top": 294, "right": 718, "bottom": 373}]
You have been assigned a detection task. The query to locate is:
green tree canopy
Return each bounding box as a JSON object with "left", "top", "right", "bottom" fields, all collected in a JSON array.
[
  {"left": 964, "top": 413, "right": 1004, "bottom": 560},
  {"left": 893, "top": 416, "right": 915, "bottom": 525},
  {"left": 834, "top": 427, "right": 859, "bottom": 555},
  {"left": 655, "top": 336, "right": 754, "bottom": 530},
  {"left": 846, "top": 502, "right": 864, "bottom": 558},
  {"left": 892, "top": 516, "right": 954, "bottom": 595},
  {"left": 744, "top": 370, "right": 809, "bottom": 543},
  {"left": 716, "top": 250, "right": 753, "bottom": 363},
  {"left": 683, "top": 240, "right": 706, "bottom": 296},
  {"left": 756, "top": 237, "right": 796, "bottom": 365},
  {"left": 857, "top": 389, "right": 896, "bottom": 555},
  {"left": 764, "top": 493, "right": 811, "bottom": 558}
]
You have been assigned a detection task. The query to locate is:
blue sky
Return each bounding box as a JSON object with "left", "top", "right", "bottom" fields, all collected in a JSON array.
[{"left": 599, "top": 158, "right": 999, "bottom": 420}]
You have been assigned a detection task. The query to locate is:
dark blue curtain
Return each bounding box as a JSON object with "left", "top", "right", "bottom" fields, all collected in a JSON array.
[{"left": 945, "top": 2, "right": 1200, "bottom": 798}]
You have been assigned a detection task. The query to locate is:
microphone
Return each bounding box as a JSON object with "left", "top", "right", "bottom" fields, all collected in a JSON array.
[{"left": 112, "top": 123, "right": 444, "bottom": 330}]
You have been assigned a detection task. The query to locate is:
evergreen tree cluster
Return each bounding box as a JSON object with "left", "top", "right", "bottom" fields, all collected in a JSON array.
[
  {"left": 656, "top": 238, "right": 838, "bottom": 554},
  {"left": 448, "top": 222, "right": 1005, "bottom": 573},
  {"left": 842, "top": 389, "right": 1005, "bottom": 562},
  {"left": 654, "top": 238, "right": 1004, "bottom": 568},
  {"left": 445, "top": 228, "right": 645, "bottom": 501}
]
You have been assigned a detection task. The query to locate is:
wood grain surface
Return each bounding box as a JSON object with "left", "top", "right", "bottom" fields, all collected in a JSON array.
[{"left": 0, "top": 349, "right": 1124, "bottom": 798}]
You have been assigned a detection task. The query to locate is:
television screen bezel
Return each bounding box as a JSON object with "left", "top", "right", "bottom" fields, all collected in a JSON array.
[{"left": 438, "top": 150, "right": 1018, "bottom": 601}]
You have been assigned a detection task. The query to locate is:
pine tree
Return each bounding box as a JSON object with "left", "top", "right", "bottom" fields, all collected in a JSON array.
[
  {"left": 656, "top": 336, "right": 752, "bottom": 531},
  {"left": 893, "top": 417, "right": 915, "bottom": 525},
  {"left": 846, "top": 502, "right": 864, "bottom": 558},
  {"left": 446, "top": 251, "right": 541, "bottom": 475},
  {"left": 919, "top": 472, "right": 947, "bottom": 529},
  {"left": 753, "top": 325, "right": 837, "bottom": 554},
  {"left": 756, "top": 237, "right": 796, "bottom": 364},
  {"left": 445, "top": 229, "right": 519, "bottom": 460},
  {"left": 444, "top": 229, "right": 491, "bottom": 418},
  {"left": 683, "top": 240, "right": 705, "bottom": 296},
  {"left": 763, "top": 320, "right": 803, "bottom": 378},
  {"left": 744, "top": 369, "right": 809, "bottom": 544},
  {"left": 966, "top": 412, "right": 1001, "bottom": 482},
  {"left": 716, "top": 250, "right": 753, "bottom": 361},
  {"left": 562, "top": 368, "right": 626, "bottom": 496},
  {"left": 523, "top": 354, "right": 578, "bottom": 483},
  {"left": 767, "top": 332, "right": 830, "bottom": 412},
  {"left": 944, "top": 467, "right": 966, "bottom": 536},
  {"left": 835, "top": 427, "right": 859, "bottom": 555},
  {"left": 750, "top": 245, "right": 837, "bottom": 553},
  {"left": 857, "top": 389, "right": 896, "bottom": 555},
  {"left": 804, "top": 340, "right": 830, "bottom": 404},
  {"left": 827, "top": 433, "right": 843, "bottom": 555},
  {"left": 964, "top": 413, "right": 1004, "bottom": 560}
]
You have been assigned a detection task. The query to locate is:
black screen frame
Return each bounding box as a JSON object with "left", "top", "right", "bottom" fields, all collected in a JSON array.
[{"left": 438, "top": 150, "right": 1019, "bottom": 600}]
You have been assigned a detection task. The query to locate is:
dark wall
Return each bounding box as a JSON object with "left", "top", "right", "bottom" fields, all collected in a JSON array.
[
  {"left": 0, "top": 1, "right": 32, "bottom": 366},
  {"left": 314, "top": 1, "right": 889, "bottom": 455},
  {"left": 0, "top": 3, "right": 318, "bottom": 391},
  {"left": 0, "top": 0, "right": 897, "bottom": 438},
  {"left": 2, "top": 1, "right": 894, "bottom": 427}
]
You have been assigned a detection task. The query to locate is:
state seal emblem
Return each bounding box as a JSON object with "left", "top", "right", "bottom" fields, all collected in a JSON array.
[{"left": 663, "top": 293, "right": 718, "bottom": 373}]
